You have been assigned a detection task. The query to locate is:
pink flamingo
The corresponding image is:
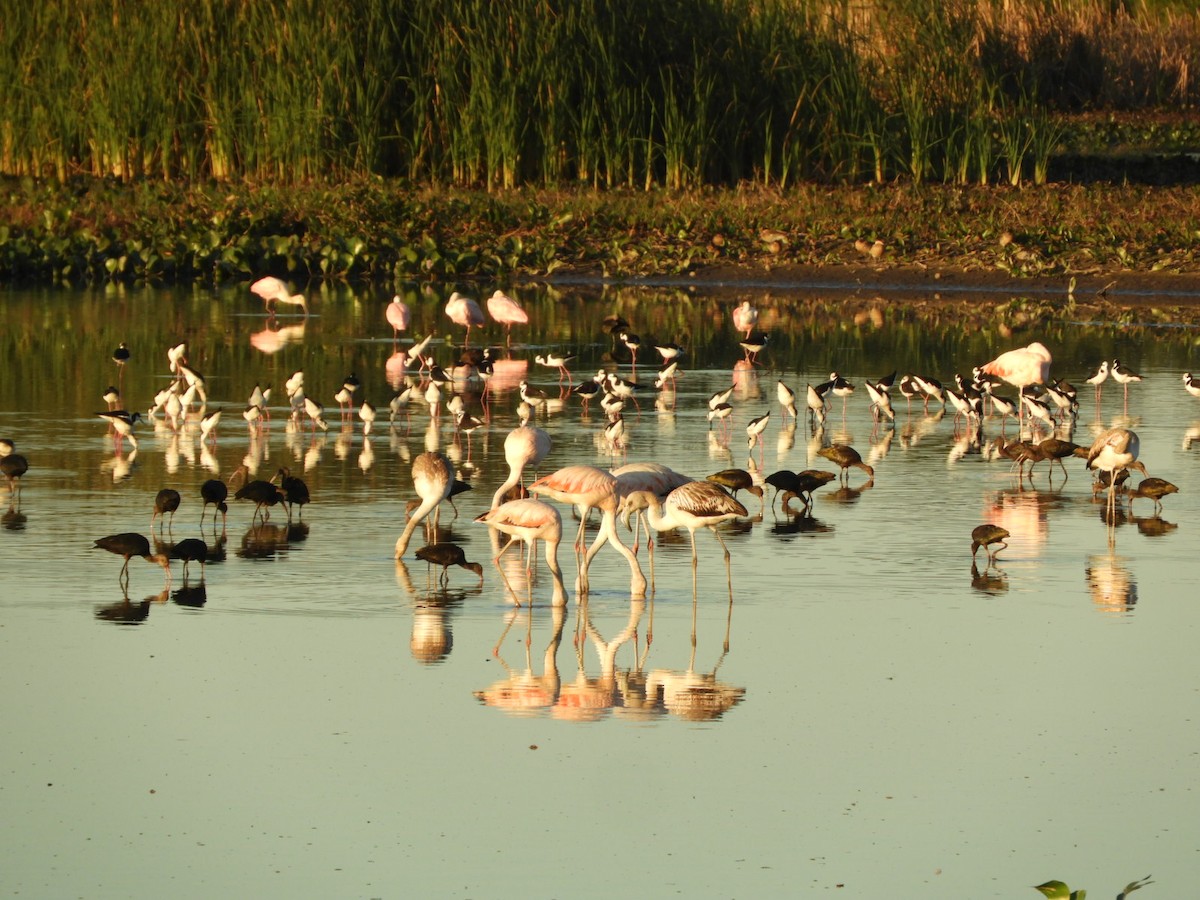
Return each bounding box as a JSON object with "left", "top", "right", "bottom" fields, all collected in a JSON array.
[
  {"left": 612, "top": 462, "right": 694, "bottom": 557},
  {"left": 394, "top": 452, "right": 454, "bottom": 558},
  {"left": 486, "top": 290, "right": 529, "bottom": 345},
  {"left": 250, "top": 276, "right": 308, "bottom": 316},
  {"left": 618, "top": 481, "right": 748, "bottom": 594},
  {"left": 385, "top": 296, "right": 411, "bottom": 345},
  {"left": 528, "top": 465, "right": 646, "bottom": 597},
  {"left": 491, "top": 426, "right": 553, "bottom": 509},
  {"left": 445, "top": 292, "right": 485, "bottom": 346},
  {"left": 979, "top": 341, "right": 1052, "bottom": 425},
  {"left": 731, "top": 300, "right": 758, "bottom": 338},
  {"left": 475, "top": 498, "right": 567, "bottom": 605}
]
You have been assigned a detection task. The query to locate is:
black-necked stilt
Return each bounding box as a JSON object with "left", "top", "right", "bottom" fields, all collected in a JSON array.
[
  {"left": 655, "top": 342, "right": 683, "bottom": 364},
  {"left": 829, "top": 372, "right": 856, "bottom": 416},
  {"left": 1184, "top": 372, "right": 1200, "bottom": 399},
  {"left": 535, "top": 352, "right": 574, "bottom": 382},
  {"left": 359, "top": 401, "right": 377, "bottom": 435},
  {"left": 1085, "top": 361, "right": 1108, "bottom": 405},
  {"left": 1110, "top": 359, "right": 1142, "bottom": 405},
  {"left": 777, "top": 381, "right": 797, "bottom": 420},
  {"left": 739, "top": 332, "right": 768, "bottom": 364},
  {"left": 97, "top": 410, "right": 142, "bottom": 449},
  {"left": 805, "top": 384, "right": 827, "bottom": 427}
]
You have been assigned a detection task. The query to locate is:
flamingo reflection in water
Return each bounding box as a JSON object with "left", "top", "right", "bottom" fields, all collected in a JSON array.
[
  {"left": 475, "top": 604, "right": 568, "bottom": 714},
  {"left": 1086, "top": 550, "right": 1138, "bottom": 615}
]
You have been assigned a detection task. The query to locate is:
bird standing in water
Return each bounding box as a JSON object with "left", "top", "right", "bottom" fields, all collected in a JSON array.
[
  {"left": 485, "top": 290, "right": 528, "bottom": 345},
  {"left": 250, "top": 276, "right": 309, "bottom": 317},
  {"left": 971, "top": 524, "right": 1009, "bottom": 568},
  {"left": 93, "top": 532, "right": 172, "bottom": 585},
  {"left": 0, "top": 440, "right": 28, "bottom": 498},
  {"left": 416, "top": 543, "right": 484, "bottom": 587},
  {"left": 475, "top": 498, "right": 567, "bottom": 606},
  {"left": 395, "top": 452, "right": 455, "bottom": 559},
  {"left": 817, "top": 444, "right": 875, "bottom": 485},
  {"left": 152, "top": 488, "right": 181, "bottom": 531},
  {"left": 1086, "top": 427, "right": 1146, "bottom": 516}
]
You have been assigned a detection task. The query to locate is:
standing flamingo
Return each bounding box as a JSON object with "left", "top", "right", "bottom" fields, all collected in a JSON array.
[
  {"left": 1086, "top": 427, "right": 1146, "bottom": 516},
  {"left": 394, "top": 452, "right": 455, "bottom": 558},
  {"left": 979, "top": 341, "right": 1052, "bottom": 426},
  {"left": 475, "top": 498, "right": 567, "bottom": 605},
  {"left": 386, "top": 295, "right": 411, "bottom": 344},
  {"left": 731, "top": 300, "right": 758, "bottom": 338},
  {"left": 485, "top": 290, "right": 528, "bottom": 345},
  {"left": 528, "top": 465, "right": 646, "bottom": 597},
  {"left": 445, "top": 292, "right": 485, "bottom": 346},
  {"left": 250, "top": 276, "right": 309, "bottom": 316},
  {"left": 618, "top": 481, "right": 748, "bottom": 594}
]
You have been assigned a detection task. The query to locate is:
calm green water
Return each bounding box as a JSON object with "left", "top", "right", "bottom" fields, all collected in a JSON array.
[{"left": 1, "top": 282, "right": 1198, "bottom": 898}]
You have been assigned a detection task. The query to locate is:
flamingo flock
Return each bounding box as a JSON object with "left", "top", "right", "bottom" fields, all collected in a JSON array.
[{"left": 8, "top": 282, "right": 1190, "bottom": 611}]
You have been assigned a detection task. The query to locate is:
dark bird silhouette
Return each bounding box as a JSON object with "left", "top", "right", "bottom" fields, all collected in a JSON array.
[
  {"left": 817, "top": 444, "right": 875, "bottom": 484},
  {"left": 971, "top": 524, "right": 1010, "bottom": 567},
  {"left": 152, "top": 488, "right": 181, "bottom": 531},
  {"left": 170, "top": 538, "right": 208, "bottom": 579},
  {"left": 275, "top": 467, "right": 311, "bottom": 521},
  {"left": 415, "top": 543, "right": 484, "bottom": 586},
  {"left": 93, "top": 532, "right": 171, "bottom": 583},
  {"left": 1037, "top": 437, "right": 1087, "bottom": 478},
  {"left": 200, "top": 478, "right": 229, "bottom": 526},
  {"left": 705, "top": 469, "right": 764, "bottom": 502},
  {"left": 231, "top": 465, "right": 287, "bottom": 522},
  {"left": 1126, "top": 477, "right": 1179, "bottom": 515},
  {"left": 0, "top": 440, "right": 28, "bottom": 497}
]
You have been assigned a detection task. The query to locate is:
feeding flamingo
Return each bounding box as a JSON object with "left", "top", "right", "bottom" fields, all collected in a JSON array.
[
  {"left": 475, "top": 498, "right": 567, "bottom": 605},
  {"left": 395, "top": 452, "right": 455, "bottom": 558},
  {"left": 250, "top": 276, "right": 309, "bottom": 316}
]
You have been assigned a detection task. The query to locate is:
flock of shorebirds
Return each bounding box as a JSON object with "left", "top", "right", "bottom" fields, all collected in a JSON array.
[{"left": 1, "top": 281, "right": 1192, "bottom": 599}]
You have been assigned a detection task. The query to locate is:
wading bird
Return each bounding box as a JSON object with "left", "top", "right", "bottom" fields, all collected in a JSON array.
[
  {"left": 416, "top": 543, "right": 484, "bottom": 587},
  {"left": 475, "top": 498, "right": 566, "bottom": 605},
  {"left": 1126, "top": 477, "right": 1178, "bottom": 515},
  {"left": 93, "top": 532, "right": 171, "bottom": 585},
  {"left": 971, "top": 524, "right": 1009, "bottom": 568},
  {"left": 485, "top": 290, "right": 528, "bottom": 345},
  {"left": 250, "top": 276, "right": 309, "bottom": 316},
  {"left": 1086, "top": 427, "right": 1146, "bottom": 516},
  {"left": 445, "top": 292, "right": 485, "bottom": 345},
  {"left": 731, "top": 300, "right": 757, "bottom": 338},
  {"left": 386, "top": 295, "right": 411, "bottom": 344},
  {"left": 152, "top": 488, "right": 181, "bottom": 531},
  {"left": 0, "top": 440, "right": 28, "bottom": 497},
  {"left": 817, "top": 444, "right": 874, "bottom": 485},
  {"left": 395, "top": 452, "right": 455, "bottom": 559}
]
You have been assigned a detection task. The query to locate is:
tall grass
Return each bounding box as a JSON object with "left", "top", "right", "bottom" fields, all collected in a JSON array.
[{"left": 0, "top": 0, "right": 1196, "bottom": 189}]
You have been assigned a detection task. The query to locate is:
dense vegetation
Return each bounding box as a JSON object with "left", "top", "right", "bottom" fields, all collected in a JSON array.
[
  {"left": 3, "top": 0, "right": 1197, "bottom": 188},
  {"left": 1, "top": 1, "right": 1198, "bottom": 288}
]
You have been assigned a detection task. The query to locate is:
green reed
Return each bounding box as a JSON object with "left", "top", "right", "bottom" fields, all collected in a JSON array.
[{"left": 0, "top": 0, "right": 1196, "bottom": 189}]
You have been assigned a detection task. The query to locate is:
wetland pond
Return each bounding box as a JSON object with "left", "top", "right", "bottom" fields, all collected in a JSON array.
[{"left": 1, "top": 281, "right": 1198, "bottom": 898}]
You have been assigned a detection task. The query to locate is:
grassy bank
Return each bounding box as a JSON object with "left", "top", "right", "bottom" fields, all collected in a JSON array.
[
  {"left": 2, "top": 1, "right": 1197, "bottom": 189},
  {"left": 2, "top": 176, "right": 1198, "bottom": 288}
]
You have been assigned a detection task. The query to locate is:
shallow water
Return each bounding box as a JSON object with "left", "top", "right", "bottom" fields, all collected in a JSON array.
[{"left": 1, "top": 283, "right": 1198, "bottom": 898}]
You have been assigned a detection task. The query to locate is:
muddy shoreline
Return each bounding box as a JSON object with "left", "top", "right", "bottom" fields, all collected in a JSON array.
[{"left": 537, "top": 261, "right": 1200, "bottom": 306}]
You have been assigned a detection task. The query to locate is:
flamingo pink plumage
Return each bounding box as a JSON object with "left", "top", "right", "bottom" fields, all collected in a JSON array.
[
  {"left": 528, "top": 465, "right": 646, "bottom": 597},
  {"left": 250, "top": 276, "right": 309, "bottom": 316},
  {"left": 445, "top": 292, "right": 486, "bottom": 345},
  {"left": 386, "top": 295, "right": 411, "bottom": 343},
  {"left": 394, "top": 452, "right": 455, "bottom": 558},
  {"left": 491, "top": 426, "right": 552, "bottom": 509},
  {"left": 731, "top": 300, "right": 758, "bottom": 339},
  {"left": 485, "top": 290, "right": 529, "bottom": 345},
  {"left": 980, "top": 341, "right": 1052, "bottom": 426},
  {"left": 475, "top": 498, "right": 566, "bottom": 605}
]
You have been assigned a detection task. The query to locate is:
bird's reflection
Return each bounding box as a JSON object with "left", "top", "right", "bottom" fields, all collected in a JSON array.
[
  {"left": 475, "top": 604, "right": 567, "bottom": 712},
  {"left": 236, "top": 522, "right": 306, "bottom": 559},
  {"left": 3, "top": 500, "right": 27, "bottom": 531},
  {"left": 394, "top": 558, "right": 478, "bottom": 664},
  {"left": 249, "top": 321, "right": 306, "bottom": 355},
  {"left": 94, "top": 588, "right": 169, "bottom": 625},
  {"left": 1086, "top": 551, "right": 1138, "bottom": 614},
  {"left": 172, "top": 582, "right": 207, "bottom": 608},
  {"left": 970, "top": 564, "right": 1009, "bottom": 596}
]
